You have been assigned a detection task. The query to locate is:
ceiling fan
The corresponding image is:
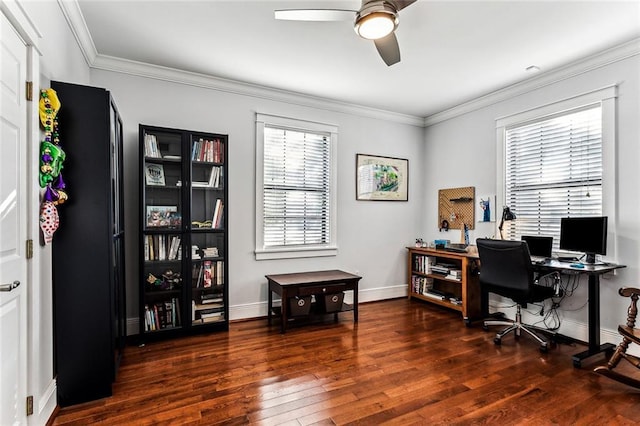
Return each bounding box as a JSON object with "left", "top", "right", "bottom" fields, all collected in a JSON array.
[{"left": 275, "top": 0, "right": 417, "bottom": 66}]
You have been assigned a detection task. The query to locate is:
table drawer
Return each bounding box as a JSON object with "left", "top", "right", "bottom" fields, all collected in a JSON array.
[{"left": 296, "top": 283, "right": 349, "bottom": 297}]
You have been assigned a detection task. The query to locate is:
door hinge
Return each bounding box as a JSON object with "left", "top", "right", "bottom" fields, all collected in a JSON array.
[
  {"left": 25, "top": 81, "right": 33, "bottom": 101},
  {"left": 26, "top": 395, "right": 33, "bottom": 416},
  {"left": 26, "top": 239, "right": 33, "bottom": 259}
]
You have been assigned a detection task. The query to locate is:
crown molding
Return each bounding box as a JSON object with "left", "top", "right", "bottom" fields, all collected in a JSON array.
[
  {"left": 91, "top": 54, "right": 425, "bottom": 126},
  {"left": 57, "top": 0, "right": 99, "bottom": 67},
  {"left": 424, "top": 37, "right": 640, "bottom": 127}
]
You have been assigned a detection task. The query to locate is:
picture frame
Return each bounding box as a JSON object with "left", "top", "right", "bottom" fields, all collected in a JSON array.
[
  {"left": 146, "top": 205, "right": 179, "bottom": 228},
  {"left": 477, "top": 194, "right": 496, "bottom": 223},
  {"left": 356, "top": 154, "right": 408, "bottom": 201},
  {"left": 144, "top": 163, "right": 166, "bottom": 186}
]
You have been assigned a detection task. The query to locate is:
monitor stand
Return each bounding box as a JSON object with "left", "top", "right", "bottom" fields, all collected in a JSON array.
[{"left": 585, "top": 253, "right": 596, "bottom": 264}]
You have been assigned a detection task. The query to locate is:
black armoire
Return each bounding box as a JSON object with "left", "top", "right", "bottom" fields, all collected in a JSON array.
[{"left": 51, "top": 81, "right": 126, "bottom": 406}]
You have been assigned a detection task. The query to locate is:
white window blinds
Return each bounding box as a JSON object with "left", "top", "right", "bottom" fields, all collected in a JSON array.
[
  {"left": 504, "top": 104, "right": 602, "bottom": 244},
  {"left": 263, "top": 126, "right": 331, "bottom": 247}
]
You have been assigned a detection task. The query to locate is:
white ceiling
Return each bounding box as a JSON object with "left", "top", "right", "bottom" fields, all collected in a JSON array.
[{"left": 75, "top": 0, "right": 640, "bottom": 118}]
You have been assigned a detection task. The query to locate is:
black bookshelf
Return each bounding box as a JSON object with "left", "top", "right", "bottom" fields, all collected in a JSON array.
[
  {"left": 51, "top": 81, "right": 126, "bottom": 406},
  {"left": 139, "top": 124, "right": 229, "bottom": 340}
]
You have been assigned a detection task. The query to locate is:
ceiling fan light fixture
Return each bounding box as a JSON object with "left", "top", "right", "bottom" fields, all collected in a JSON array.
[{"left": 354, "top": 1, "right": 398, "bottom": 40}]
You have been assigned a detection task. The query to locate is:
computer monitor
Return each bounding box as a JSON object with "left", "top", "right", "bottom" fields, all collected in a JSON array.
[
  {"left": 521, "top": 235, "right": 553, "bottom": 258},
  {"left": 559, "top": 216, "right": 608, "bottom": 264}
]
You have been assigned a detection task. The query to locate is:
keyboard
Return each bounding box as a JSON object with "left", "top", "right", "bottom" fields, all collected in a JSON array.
[{"left": 556, "top": 256, "right": 579, "bottom": 262}]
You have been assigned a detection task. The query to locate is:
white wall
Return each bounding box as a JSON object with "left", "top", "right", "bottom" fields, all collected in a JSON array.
[
  {"left": 89, "top": 69, "right": 425, "bottom": 327},
  {"left": 422, "top": 49, "right": 640, "bottom": 344}
]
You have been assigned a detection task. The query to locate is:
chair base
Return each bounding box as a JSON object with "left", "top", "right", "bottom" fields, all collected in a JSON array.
[{"left": 483, "top": 305, "right": 550, "bottom": 353}]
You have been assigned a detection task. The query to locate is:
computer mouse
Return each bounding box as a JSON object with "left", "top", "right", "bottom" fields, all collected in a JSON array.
[{"left": 570, "top": 263, "right": 585, "bottom": 268}]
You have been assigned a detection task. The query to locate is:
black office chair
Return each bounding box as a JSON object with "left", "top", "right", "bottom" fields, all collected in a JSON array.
[{"left": 476, "top": 238, "right": 557, "bottom": 353}]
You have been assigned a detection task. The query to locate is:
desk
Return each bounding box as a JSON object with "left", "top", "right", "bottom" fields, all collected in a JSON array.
[
  {"left": 535, "top": 260, "right": 626, "bottom": 367},
  {"left": 266, "top": 270, "right": 362, "bottom": 333}
]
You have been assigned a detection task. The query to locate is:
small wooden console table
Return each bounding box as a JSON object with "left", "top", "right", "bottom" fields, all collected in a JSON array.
[{"left": 266, "top": 270, "right": 362, "bottom": 333}]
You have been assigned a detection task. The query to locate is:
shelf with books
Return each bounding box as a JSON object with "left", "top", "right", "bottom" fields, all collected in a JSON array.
[
  {"left": 139, "top": 124, "right": 228, "bottom": 340},
  {"left": 407, "top": 247, "right": 482, "bottom": 325}
]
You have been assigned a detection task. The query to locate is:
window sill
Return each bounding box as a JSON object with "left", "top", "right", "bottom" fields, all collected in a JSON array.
[{"left": 255, "top": 246, "right": 338, "bottom": 260}]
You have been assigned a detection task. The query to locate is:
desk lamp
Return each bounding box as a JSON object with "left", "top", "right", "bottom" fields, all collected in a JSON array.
[{"left": 498, "top": 206, "right": 516, "bottom": 239}]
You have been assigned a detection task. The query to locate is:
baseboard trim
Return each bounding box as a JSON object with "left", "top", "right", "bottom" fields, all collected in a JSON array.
[
  {"left": 36, "top": 378, "right": 57, "bottom": 426},
  {"left": 127, "top": 284, "right": 408, "bottom": 335}
]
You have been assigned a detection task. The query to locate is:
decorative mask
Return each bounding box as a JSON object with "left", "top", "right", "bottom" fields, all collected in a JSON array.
[{"left": 39, "top": 200, "right": 59, "bottom": 245}]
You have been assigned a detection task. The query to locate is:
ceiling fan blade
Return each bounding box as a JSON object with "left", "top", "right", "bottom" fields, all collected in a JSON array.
[
  {"left": 388, "top": 0, "right": 417, "bottom": 11},
  {"left": 274, "top": 9, "right": 356, "bottom": 21},
  {"left": 374, "top": 32, "right": 401, "bottom": 66}
]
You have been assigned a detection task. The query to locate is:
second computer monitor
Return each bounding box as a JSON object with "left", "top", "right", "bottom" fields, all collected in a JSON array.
[{"left": 521, "top": 235, "right": 553, "bottom": 258}]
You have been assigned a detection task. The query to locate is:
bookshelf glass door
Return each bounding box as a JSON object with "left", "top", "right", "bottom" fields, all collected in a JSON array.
[
  {"left": 141, "top": 129, "right": 184, "bottom": 333},
  {"left": 190, "top": 135, "right": 226, "bottom": 326}
]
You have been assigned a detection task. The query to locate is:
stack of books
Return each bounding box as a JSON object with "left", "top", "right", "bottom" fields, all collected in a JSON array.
[
  {"left": 202, "top": 247, "right": 219, "bottom": 258},
  {"left": 192, "top": 245, "right": 201, "bottom": 260},
  {"left": 446, "top": 269, "right": 462, "bottom": 281}
]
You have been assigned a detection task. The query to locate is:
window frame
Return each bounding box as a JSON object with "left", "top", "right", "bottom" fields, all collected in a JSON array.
[
  {"left": 495, "top": 85, "right": 617, "bottom": 257},
  {"left": 255, "top": 113, "right": 338, "bottom": 260}
]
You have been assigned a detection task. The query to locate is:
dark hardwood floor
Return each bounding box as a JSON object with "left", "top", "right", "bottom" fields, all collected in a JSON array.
[{"left": 51, "top": 298, "right": 640, "bottom": 425}]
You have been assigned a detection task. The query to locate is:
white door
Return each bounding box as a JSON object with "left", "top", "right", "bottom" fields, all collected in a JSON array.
[{"left": 0, "top": 11, "right": 29, "bottom": 426}]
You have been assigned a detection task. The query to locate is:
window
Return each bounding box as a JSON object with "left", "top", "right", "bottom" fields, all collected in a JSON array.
[
  {"left": 496, "top": 86, "right": 616, "bottom": 251},
  {"left": 255, "top": 113, "right": 337, "bottom": 260}
]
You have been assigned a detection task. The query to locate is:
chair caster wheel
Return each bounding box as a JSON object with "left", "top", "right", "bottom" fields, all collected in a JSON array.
[
  {"left": 482, "top": 324, "right": 489, "bottom": 331},
  {"left": 539, "top": 344, "right": 548, "bottom": 353},
  {"left": 494, "top": 337, "right": 501, "bottom": 345}
]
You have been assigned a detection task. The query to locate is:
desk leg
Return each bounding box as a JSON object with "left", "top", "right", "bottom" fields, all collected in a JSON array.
[
  {"left": 354, "top": 284, "right": 359, "bottom": 323},
  {"left": 280, "top": 289, "right": 287, "bottom": 334},
  {"left": 268, "top": 286, "right": 273, "bottom": 326},
  {"left": 572, "top": 274, "right": 615, "bottom": 368}
]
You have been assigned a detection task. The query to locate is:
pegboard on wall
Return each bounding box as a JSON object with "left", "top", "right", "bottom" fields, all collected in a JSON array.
[{"left": 438, "top": 187, "right": 475, "bottom": 230}]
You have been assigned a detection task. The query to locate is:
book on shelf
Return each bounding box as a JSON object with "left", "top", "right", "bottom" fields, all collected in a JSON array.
[
  {"left": 192, "top": 245, "right": 201, "bottom": 259},
  {"left": 201, "top": 293, "right": 223, "bottom": 304},
  {"left": 216, "top": 260, "right": 223, "bottom": 285},
  {"left": 423, "top": 291, "right": 446, "bottom": 301},
  {"left": 144, "top": 133, "right": 162, "bottom": 158},
  {"left": 202, "top": 247, "right": 219, "bottom": 258},
  {"left": 199, "top": 314, "right": 224, "bottom": 324},
  {"left": 203, "top": 261, "right": 212, "bottom": 288},
  {"left": 145, "top": 235, "right": 181, "bottom": 261},
  {"left": 192, "top": 138, "right": 224, "bottom": 163},
  {"left": 414, "top": 255, "right": 436, "bottom": 274},
  {"left": 208, "top": 166, "right": 222, "bottom": 188},
  {"left": 168, "top": 236, "right": 181, "bottom": 260},
  {"left": 144, "top": 298, "right": 181, "bottom": 330},
  {"left": 212, "top": 199, "right": 224, "bottom": 229}
]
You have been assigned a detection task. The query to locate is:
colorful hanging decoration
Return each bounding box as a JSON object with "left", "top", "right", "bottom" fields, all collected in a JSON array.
[{"left": 38, "top": 88, "right": 67, "bottom": 244}]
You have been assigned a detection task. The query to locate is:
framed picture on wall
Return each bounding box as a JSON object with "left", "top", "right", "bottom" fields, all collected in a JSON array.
[{"left": 356, "top": 154, "right": 408, "bottom": 201}]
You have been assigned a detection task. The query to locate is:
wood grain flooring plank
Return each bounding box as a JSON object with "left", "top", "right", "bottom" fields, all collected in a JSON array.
[{"left": 50, "top": 298, "right": 640, "bottom": 425}]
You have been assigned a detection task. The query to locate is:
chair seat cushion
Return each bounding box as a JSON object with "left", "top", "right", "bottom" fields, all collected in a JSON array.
[{"left": 485, "top": 283, "right": 555, "bottom": 305}]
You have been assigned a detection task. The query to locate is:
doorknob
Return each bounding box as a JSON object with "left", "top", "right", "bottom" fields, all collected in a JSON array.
[{"left": 0, "top": 281, "right": 20, "bottom": 292}]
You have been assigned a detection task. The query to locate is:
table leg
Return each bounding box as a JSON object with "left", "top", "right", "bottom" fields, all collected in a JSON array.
[
  {"left": 280, "top": 289, "right": 287, "bottom": 334},
  {"left": 572, "top": 274, "right": 615, "bottom": 367},
  {"left": 353, "top": 283, "right": 358, "bottom": 323},
  {"left": 267, "top": 285, "right": 273, "bottom": 326}
]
